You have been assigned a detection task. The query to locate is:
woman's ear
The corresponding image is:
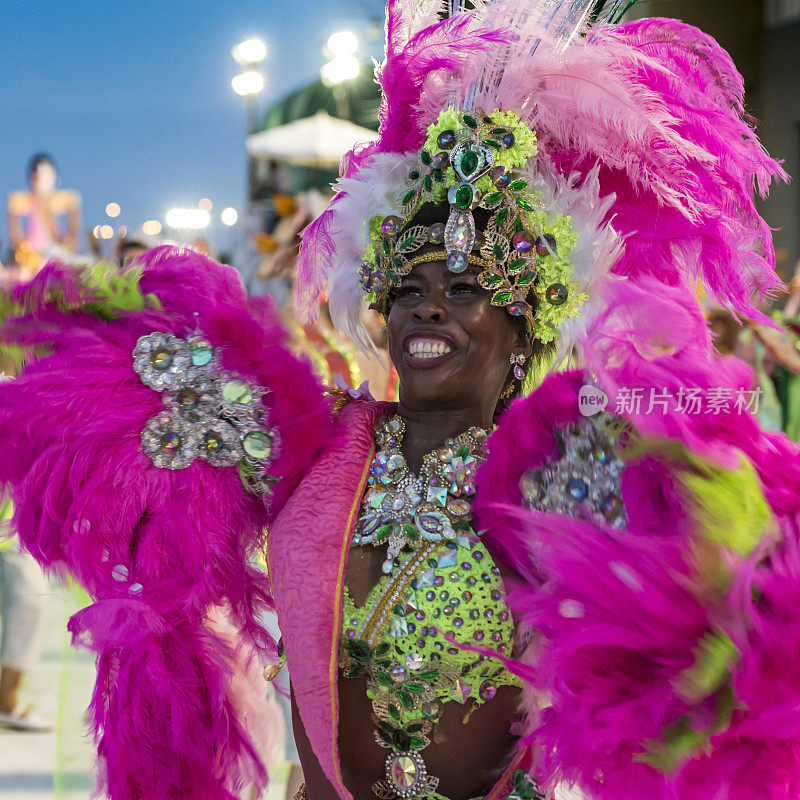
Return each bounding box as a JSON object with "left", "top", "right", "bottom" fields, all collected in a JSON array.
[{"left": 513, "top": 328, "right": 534, "bottom": 361}]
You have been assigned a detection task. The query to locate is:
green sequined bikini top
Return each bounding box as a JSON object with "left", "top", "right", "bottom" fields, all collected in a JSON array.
[{"left": 339, "top": 415, "right": 520, "bottom": 800}]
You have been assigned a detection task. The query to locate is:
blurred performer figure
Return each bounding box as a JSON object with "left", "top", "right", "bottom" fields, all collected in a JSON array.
[{"left": 7, "top": 153, "right": 81, "bottom": 279}]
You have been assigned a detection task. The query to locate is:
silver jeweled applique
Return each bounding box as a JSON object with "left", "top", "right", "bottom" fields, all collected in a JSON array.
[
  {"left": 134, "top": 331, "right": 279, "bottom": 501},
  {"left": 519, "top": 413, "right": 627, "bottom": 529},
  {"left": 353, "top": 415, "right": 488, "bottom": 573}
]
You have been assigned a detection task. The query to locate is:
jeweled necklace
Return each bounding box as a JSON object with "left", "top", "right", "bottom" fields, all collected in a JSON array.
[{"left": 353, "top": 415, "right": 489, "bottom": 573}]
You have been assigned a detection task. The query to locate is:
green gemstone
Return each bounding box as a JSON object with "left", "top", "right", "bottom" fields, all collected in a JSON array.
[
  {"left": 457, "top": 445, "right": 469, "bottom": 457},
  {"left": 454, "top": 184, "right": 474, "bottom": 210},
  {"left": 393, "top": 730, "right": 411, "bottom": 750},
  {"left": 345, "top": 664, "right": 366, "bottom": 677},
  {"left": 243, "top": 431, "right": 272, "bottom": 459},
  {"left": 460, "top": 150, "right": 479, "bottom": 177},
  {"left": 392, "top": 255, "right": 405, "bottom": 269},
  {"left": 375, "top": 642, "right": 391, "bottom": 655},
  {"left": 433, "top": 168, "right": 443, "bottom": 182},
  {"left": 382, "top": 239, "right": 391, "bottom": 255},
  {"left": 375, "top": 659, "right": 391, "bottom": 668},
  {"left": 420, "top": 150, "right": 432, "bottom": 165},
  {"left": 519, "top": 271, "right": 537, "bottom": 285},
  {"left": 402, "top": 190, "right": 416, "bottom": 205},
  {"left": 378, "top": 729, "right": 393, "bottom": 745},
  {"left": 509, "top": 180, "right": 528, "bottom": 190},
  {"left": 404, "top": 523, "right": 419, "bottom": 541},
  {"left": 509, "top": 258, "right": 527, "bottom": 273},
  {"left": 517, "top": 199, "right": 535, "bottom": 211},
  {"left": 386, "top": 270, "right": 400, "bottom": 284},
  {"left": 222, "top": 380, "right": 253, "bottom": 405},
  {"left": 427, "top": 558, "right": 438, "bottom": 568},
  {"left": 393, "top": 604, "right": 406, "bottom": 616},
  {"left": 189, "top": 341, "right": 214, "bottom": 366},
  {"left": 417, "top": 670, "right": 438, "bottom": 680},
  {"left": 514, "top": 219, "right": 524, "bottom": 233},
  {"left": 408, "top": 170, "right": 420, "bottom": 180},
  {"left": 483, "top": 139, "right": 501, "bottom": 148},
  {"left": 491, "top": 127, "right": 507, "bottom": 135},
  {"left": 405, "top": 682, "right": 425, "bottom": 693},
  {"left": 347, "top": 639, "right": 372, "bottom": 661},
  {"left": 483, "top": 192, "right": 503, "bottom": 206},
  {"left": 495, "top": 208, "right": 509, "bottom": 226},
  {"left": 463, "top": 114, "right": 477, "bottom": 128},
  {"left": 482, "top": 272, "right": 503, "bottom": 285},
  {"left": 376, "top": 670, "right": 393, "bottom": 688},
  {"left": 375, "top": 524, "right": 392, "bottom": 542},
  {"left": 409, "top": 737, "right": 425, "bottom": 749},
  {"left": 423, "top": 175, "right": 433, "bottom": 191},
  {"left": 389, "top": 704, "right": 401, "bottom": 722},
  {"left": 398, "top": 690, "right": 414, "bottom": 708},
  {"left": 492, "top": 244, "right": 504, "bottom": 259},
  {"left": 492, "top": 290, "right": 513, "bottom": 304}
]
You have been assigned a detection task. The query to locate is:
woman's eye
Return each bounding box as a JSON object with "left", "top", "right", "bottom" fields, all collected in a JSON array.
[
  {"left": 396, "top": 285, "right": 423, "bottom": 298},
  {"left": 449, "top": 282, "right": 479, "bottom": 296}
]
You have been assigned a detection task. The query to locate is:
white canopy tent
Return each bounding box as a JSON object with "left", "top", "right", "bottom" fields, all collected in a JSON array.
[{"left": 246, "top": 110, "right": 380, "bottom": 169}]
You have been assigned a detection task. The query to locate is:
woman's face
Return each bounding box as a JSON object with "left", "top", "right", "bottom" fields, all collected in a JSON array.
[{"left": 386, "top": 258, "right": 530, "bottom": 414}]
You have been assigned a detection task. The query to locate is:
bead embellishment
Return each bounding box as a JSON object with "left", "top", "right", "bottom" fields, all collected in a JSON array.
[
  {"left": 134, "top": 331, "right": 279, "bottom": 501},
  {"left": 519, "top": 413, "right": 627, "bottom": 529}
]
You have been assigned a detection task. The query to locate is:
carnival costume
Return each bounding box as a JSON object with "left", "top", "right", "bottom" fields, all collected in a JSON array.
[{"left": 1, "top": 2, "right": 799, "bottom": 800}]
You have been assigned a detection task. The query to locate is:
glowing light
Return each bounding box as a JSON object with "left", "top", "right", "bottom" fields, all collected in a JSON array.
[
  {"left": 118, "top": 225, "right": 128, "bottom": 237},
  {"left": 92, "top": 225, "right": 101, "bottom": 239},
  {"left": 165, "top": 208, "right": 211, "bottom": 230},
  {"left": 326, "top": 31, "right": 359, "bottom": 58},
  {"left": 232, "top": 38, "right": 267, "bottom": 65},
  {"left": 221, "top": 207, "right": 239, "bottom": 226},
  {"left": 232, "top": 70, "right": 265, "bottom": 97},
  {"left": 321, "top": 56, "right": 360, "bottom": 86},
  {"left": 142, "top": 219, "right": 162, "bottom": 236},
  {"left": 198, "top": 198, "right": 213, "bottom": 212},
  {"left": 99, "top": 225, "right": 114, "bottom": 240},
  {"left": 106, "top": 202, "right": 121, "bottom": 218}
]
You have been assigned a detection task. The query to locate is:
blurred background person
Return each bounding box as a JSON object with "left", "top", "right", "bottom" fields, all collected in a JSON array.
[{"left": 7, "top": 153, "right": 81, "bottom": 279}]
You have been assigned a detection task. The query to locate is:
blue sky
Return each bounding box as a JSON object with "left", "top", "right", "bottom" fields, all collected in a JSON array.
[{"left": 0, "top": 0, "right": 384, "bottom": 256}]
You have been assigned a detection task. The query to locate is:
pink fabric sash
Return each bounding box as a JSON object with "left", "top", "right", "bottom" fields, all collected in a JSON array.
[{"left": 268, "top": 400, "right": 393, "bottom": 800}]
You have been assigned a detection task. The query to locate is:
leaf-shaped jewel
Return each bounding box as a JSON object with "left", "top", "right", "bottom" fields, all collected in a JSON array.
[
  {"left": 409, "top": 737, "right": 426, "bottom": 749},
  {"left": 494, "top": 208, "right": 509, "bottom": 226},
  {"left": 397, "top": 226, "right": 429, "bottom": 253},
  {"left": 478, "top": 272, "right": 504, "bottom": 289},
  {"left": 402, "top": 190, "right": 416, "bottom": 205},
  {"left": 508, "top": 258, "right": 527, "bottom": 274},
  {"left": 482, "top": 192, "right": 503, "bottom": 207},
  {"left": 509, "top": 180, "right": 528, "bottom": 191},
  {"left": 463, "top": 114, "right": 477, "bottom": 128},
  {"left": 492, "top": 290, "right": 513, "bottom": 305},
  {"left": 518, "top": 271, "right": 537, "bottom": 286},
  {"left": 375, "top": 642, "right": 392, "bottom": 656},
  {"left": 398, "top": 690, "right": 414, "bottom": 707},
  {"left": 482, "top": 231, "right": 510, "bottom": 262}
]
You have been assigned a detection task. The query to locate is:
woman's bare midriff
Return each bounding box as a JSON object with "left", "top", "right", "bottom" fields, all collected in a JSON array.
[{"left": 291, "top": 545, "right": 522, "bottom": 800}]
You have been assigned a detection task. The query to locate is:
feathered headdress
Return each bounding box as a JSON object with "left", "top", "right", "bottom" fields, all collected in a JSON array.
[{"left": 296, "top": 0, "right": 786, "bottom": 357}]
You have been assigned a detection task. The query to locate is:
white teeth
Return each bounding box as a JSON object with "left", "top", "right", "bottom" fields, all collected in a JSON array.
[{"left": 407, "top": 338, "right": 453, "bottom": 358}]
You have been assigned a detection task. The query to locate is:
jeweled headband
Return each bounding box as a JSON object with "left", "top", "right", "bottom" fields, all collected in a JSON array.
[{"left": 357, "top": 107, "right": 586, "bottom": 344}]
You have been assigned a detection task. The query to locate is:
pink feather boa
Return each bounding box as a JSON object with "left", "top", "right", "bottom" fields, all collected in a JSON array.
[
  {"left": 0, "top": 247, "right": 334, "bottom": 800},
  {"left": 476, "top": 280, "right": 800, "bottom": 799}
]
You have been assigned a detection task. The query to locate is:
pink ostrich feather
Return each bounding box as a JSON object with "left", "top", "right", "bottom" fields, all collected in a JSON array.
[
  {"left": 477, "top": 276, "right": 800, "bottom": 799},
  {"left": 0, "top": 246, "right": 334, "bottom": 800}
]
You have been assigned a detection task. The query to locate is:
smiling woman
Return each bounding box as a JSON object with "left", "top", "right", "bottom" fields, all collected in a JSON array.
[{"left": 0, "top": 2, "right": 798, "bottom": 800}]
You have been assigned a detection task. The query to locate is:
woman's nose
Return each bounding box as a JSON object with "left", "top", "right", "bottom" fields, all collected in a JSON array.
[{"left": 411, "top": 291, "right": 448, "bottom": 323}]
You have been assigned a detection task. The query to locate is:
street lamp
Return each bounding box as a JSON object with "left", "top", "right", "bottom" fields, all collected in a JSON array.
[
  {"left": 231, "top": 37, "right": 267, "bottom": 65},
  {"left": 231, "top": 37, "right": 267, "bottom": 134},
  {"left": 321, "top": 31, "right": 360, "bottom": 118}
]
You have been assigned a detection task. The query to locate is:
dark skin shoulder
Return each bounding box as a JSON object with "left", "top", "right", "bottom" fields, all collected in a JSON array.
[{"left": 293, "top": 258, "right": 533, "bottom": 800}]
